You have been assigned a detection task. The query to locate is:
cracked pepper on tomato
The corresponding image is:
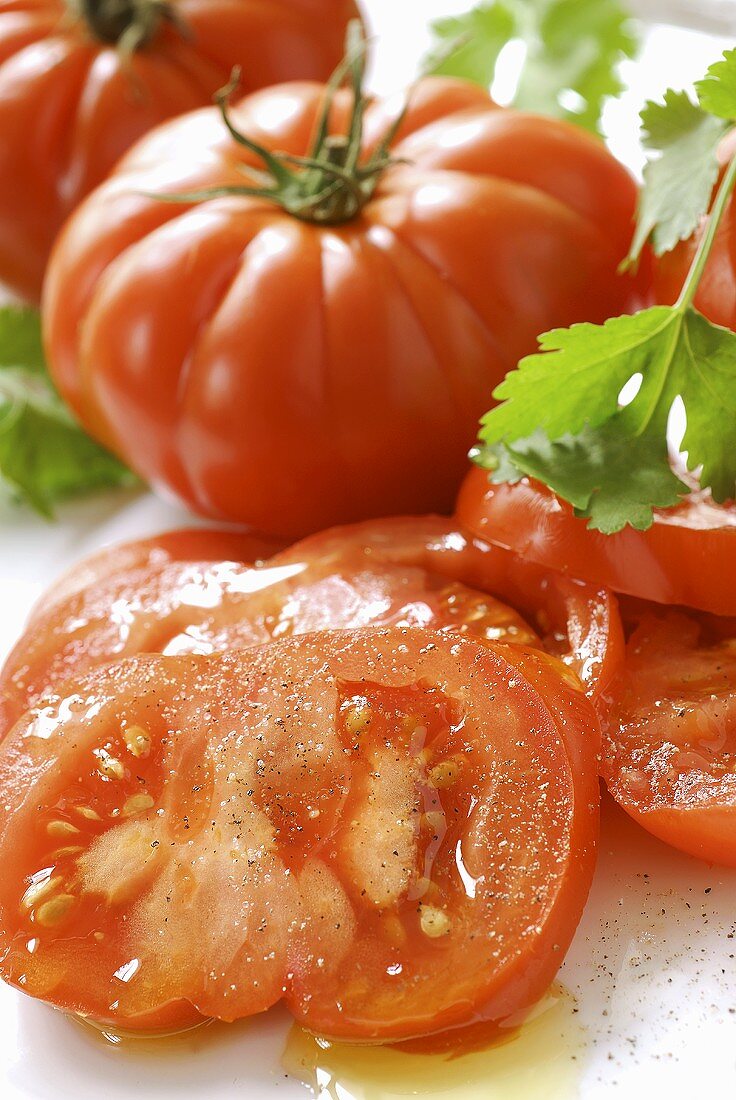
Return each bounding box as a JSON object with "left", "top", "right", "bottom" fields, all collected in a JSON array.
[
  {"left": 0, "top": 0, "right": 362, "bottom": 300},
  {"left": 43, "top": 31, "right": 646, "bottom": 539},
  {"left": 0, "top": 629, "right": 600, "bottom": 1037},
  {"left": 0, "top": 516, "right": 621, "bottom": 739}
]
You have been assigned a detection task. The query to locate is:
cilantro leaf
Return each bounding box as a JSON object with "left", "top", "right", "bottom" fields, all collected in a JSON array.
[
  {"left": 628, "top": 91, "right": 725, "bottom": 262},
  {"left": 0, "top": 307, "right": 134, "bottom": 517},
  {"left": 481, "top": 308, "right": 676, "bottom": 443},
  {"left": 477, "top": 305, "right": 736, "bottom": 532},
  {"left": 425, "top": 0, "right": 637, "bottom": 135},
  {"left": 514, "top": 0, "right": 637, "bottom": 134},
  {"left": 695, "top": 48, "right": 736, "bottom": 121},
  {"left": 676, "top": 310, "right": 736, "bottom": 501},
  {"left": 478, "top": 421, "right": 687, "bottom": 533},
  {"left": 425, "top": 3, "right": 515, "bottom": 87}
]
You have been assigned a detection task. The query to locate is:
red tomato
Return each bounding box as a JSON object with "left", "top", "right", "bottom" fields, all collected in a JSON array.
[
  {"left": 0, "top": 0, "right": 362, "bottom": 300},
  {"left": 600, "top": 602, "right": 736, "bottom": 867},
  {"left": 0, "top": 517, "right": 620, "bottom": 740},
  {"left": 28, "top": 527, "right": 282, "bottom": 623},
  {"left": 0, "top": 519, "right": 538, "bottom": 737},
  {"left": 0, "top": 628, "right": 599, "bottom": 1038},
  {"left": 295, "top": 515, "right": 623, "bottom": 700},
  {"left": 43, "top": 71, "right": 644, "bottom": 538},
  {"left": 457, "top": 465, "right": 736, "bottom": 616}
]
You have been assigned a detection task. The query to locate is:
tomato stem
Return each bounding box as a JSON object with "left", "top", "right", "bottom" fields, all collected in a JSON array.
[
  {"left": 675, "top": 151, "right": 736, "bottom": 313},
  {"left": 155, "top": 21, "right": 408, "bottom": 226},
  {"left": 69, "top": 0, "right": 183, "bottom": 50}
]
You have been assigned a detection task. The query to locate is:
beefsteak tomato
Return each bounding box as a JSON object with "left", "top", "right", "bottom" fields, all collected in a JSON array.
[
  {"left": 0, "top": 0, "right": 362, "bottom": 300},
  {"left": 43, "top": 57, "right": 644, "bottom": 538}
]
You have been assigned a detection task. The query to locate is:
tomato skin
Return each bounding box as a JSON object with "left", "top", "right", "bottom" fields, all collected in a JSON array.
[
  {"left": 0, "top": 628, "right": 599, "bottom": 1038},
  {"left": 43, "top": 76, "right": 644, "bottom": 538},
  {"left": 600, "top": 602, "right": 736, "bottom": 867},
  {"left": 0, "top": 0, "right": 362, "bottom": 301},
  {"left": 457, "top": 465, "right": 736, "bottom": 616}
]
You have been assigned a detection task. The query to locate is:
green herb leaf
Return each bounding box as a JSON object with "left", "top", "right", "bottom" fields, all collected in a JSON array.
[
  {"left": 425, "top": 0, "right": 638, "bottom": 135},
  {"left": 675, "top": 310, "right": 736, "bottom": 501},
  {"left": 480, "top": 308, "right": 676, "bottom": 443},
  {"left": 478, "top": 421, "right": 687, "bottom": 533},
  {"left": 695, "top": 47, "right": 736, "bottom": 121},
  {"left": 628, "top": 91, "right": 725, "bottom": 262},
  {"left": 425, "top": 3, "right": 515, "bottom": 87},
  {"left": 513, "top": 0, "right": 638, "bottom": 134},
  {"left": 477, "top": 305, "right": 736, "bottom": 532},
  {"left": 0, "top": 307, "right": 134, "bottom": 517}
]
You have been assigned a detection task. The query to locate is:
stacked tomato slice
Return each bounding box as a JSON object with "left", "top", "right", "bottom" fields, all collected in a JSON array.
[
  {"left": 458, "top": 467, "right": 736, "bottom": 869},
  {"left": 0, "top": 515, "right": 611, "bottom": 1039}
]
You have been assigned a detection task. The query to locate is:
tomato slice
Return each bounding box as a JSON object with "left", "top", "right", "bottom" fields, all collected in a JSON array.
[
  {"left": 0, "top": 628, "right": 599, "bottom": 1039},
  {"left": 600, "top": 601, "right": 736, "bottom": 866},
  {"left": 32, "top": 528, "right": 283, "bottom": 621},
  {"left": 0, "top": 523, "right": 539, "bottom": 737},
  {"left": 457, "top": 465, "right": 736, "bottom": 616},
  {"left": 287, "top": 516, "right": 623, "bottom": 701},
  {"left": 0, "top": 516, "right": 620, "bottom": 739}
]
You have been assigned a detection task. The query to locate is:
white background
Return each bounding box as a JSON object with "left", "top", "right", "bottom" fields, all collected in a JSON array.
[{"left": 1, "top": 3, "right": 735, "bottom": 1098}]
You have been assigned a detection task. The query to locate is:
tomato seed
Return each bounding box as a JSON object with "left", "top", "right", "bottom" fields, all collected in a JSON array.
[{"left": 36, "top": 894, "right": 75, "bottom": 928}]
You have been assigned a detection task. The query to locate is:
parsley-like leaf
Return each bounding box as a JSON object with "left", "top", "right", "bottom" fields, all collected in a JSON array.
[
  {"left": 477, "top": 306, "right": 736, "bottom": 532},
  {"left": 480, "top": 421, "right": 687, "bottom": 533},
  {"left": 628, "top": 91, "right": 725, "bottom": 262},
  {"left": 481, "top": 309, "right": 675, "bottom": 442},
  {"left": 695, "top": 47, "right": 736, "bottom": 121},
  {"left": 0, "top": 307, "right": 134, "bottom": 517},
  {"left": 425, "top": 0, "right": 637, "bottom": 135},
  {"left": 425, "top": 3, "right": 515, "bottom": 87},
  {"left": 676, "top": 311, "right": 736, "bottom": 501}
]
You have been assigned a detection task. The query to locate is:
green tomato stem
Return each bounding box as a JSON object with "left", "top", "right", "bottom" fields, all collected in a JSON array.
[{"left": 676, "top": 149, "right": 736, "bottom": 312}]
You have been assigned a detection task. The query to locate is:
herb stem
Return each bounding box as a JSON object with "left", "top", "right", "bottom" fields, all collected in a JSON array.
[{"left": 676, "top": 150, "right": 736, "bottom": 312}]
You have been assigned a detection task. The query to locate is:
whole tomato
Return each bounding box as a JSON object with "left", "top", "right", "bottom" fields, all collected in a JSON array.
[
  {"left": 0, "top": 0, "right": 362, "bottom": 300},
  {"left": 43, "top": 57, "right": 644, "bottom": 540}
]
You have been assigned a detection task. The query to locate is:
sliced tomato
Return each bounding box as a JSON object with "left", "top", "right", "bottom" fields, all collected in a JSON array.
[
  {"left": 0, "top": 516, "right": 620, "bottom": 739},
  {"left": 28, "top": 528, "right": 282, "bottom": 623},
  {"left": 0, "top": 628, "right": 599, "bottom": 1038},
  {"left": 0, "top": 522, "right": 539, "bottom": 737},
  {"left": 600, "top": 601, "right": 736, "bottom": 866},
  {"left": 286, "top": 515, "right": 623, "bottom": 701},
  {"left": 457, "top": 465, "right": 736, "bottom": 616}
]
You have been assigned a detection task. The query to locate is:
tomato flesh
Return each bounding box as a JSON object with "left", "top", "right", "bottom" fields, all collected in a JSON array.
[
  {"left": 601, "top": 602, "right": 736, "bottom": 866},
  {"left": 304, "top": 515, "right": 623, "bottom": 700},
  {"left": 0, "top": 521, "right": 538, "bottom": 737},
  {"left": 457, "top": 466, "right": 736, "bottom": 616},
  {"left": 0, "top": 628, "right": 599, "bottom": 1039},
  {"left": 1, "top": 516, "right": 621, "bottom": 742}
]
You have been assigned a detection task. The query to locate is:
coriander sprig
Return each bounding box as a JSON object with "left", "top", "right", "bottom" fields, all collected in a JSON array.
[
  {"left": 425, "top": 0, "right": 638, "bottom": 135},
  {"left": 474, "top": 50, "right": 736, "bottom": 534},
  {"left": 0, "top": 308, "right": 134, "bottom": 517}
]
